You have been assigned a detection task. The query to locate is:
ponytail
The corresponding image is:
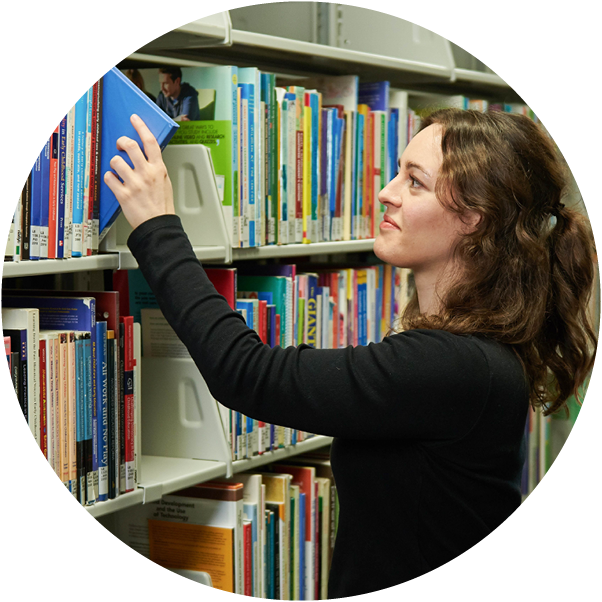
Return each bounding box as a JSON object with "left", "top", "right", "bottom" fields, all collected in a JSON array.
[{"left": 538, "top": 205, "right": 597, "bottom": 415}]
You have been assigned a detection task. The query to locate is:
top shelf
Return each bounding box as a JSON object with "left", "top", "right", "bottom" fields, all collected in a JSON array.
[{"left": 123, "top": 28, "right": 521, "bottom": 100}]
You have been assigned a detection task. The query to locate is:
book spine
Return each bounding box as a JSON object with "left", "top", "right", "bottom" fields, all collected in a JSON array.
[
  {"left": 119, "top": 321, "right": 126, "bottom": 493},
  {"left": 39, "top": 339, "right": 47, "bottom": 459},
  {"left": 64, "top": 105, "right": 76, "bottom": 258},
  {"left": 75, "top": 335, "right": 85, "bottom": 503},
  {"left": 239, "top": 83, "right": 250, "bottom": 248},
  {"left": 123, "top": 316, "right": 135, "bottom": 492},
  {"left": 48, "top": 127, "right": 59, "bottom": 259},
  {"left": 39, "top": 138, "right": 51, "bottom": 258},
  {"left": 90, "top": 299, "right": 98, "bottom": 503},
  {"left": 84, "top": 86, "right": 93, "bottom": 255},
  {"left": 87, "top": 83, "right": 97, "bottom": 255},
  {"left": 72, "top": 92, "right": 87, "bottom": 257},
  {"left": 96, "top": 321, "right": 109, "bottom": 502},
  {"left": 248, "top": 83, "right": 256, "bottom": 247},
  {"left": 21, "top": 171, "right": 32, "bottom": 261},
  {"left": 57, "top": 116, "right": 67, "bottom": 258},
  {"left": 107, "top": 334, "right": 116, "bottom": 499},
  {"left": 68, "top": 332, "right": 77, "bottom": 497},
  {"left": 30, "top": 151, "right": 41, "bottom": 260},
  {"left": 58, "top": 332, "right": 68, "bottom": 487},
  {"left": 92, "top": 77, "right": 102, "bottom": 253}
]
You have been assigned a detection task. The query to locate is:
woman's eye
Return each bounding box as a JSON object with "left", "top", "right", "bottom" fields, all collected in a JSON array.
[{"left": 409, "top": 176, "right": 422, "bottom": 188}]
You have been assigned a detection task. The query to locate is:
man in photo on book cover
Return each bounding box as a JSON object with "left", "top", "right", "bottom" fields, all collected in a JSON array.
[{"left": 156, "top": 66, "right": 201, "bottom": 122}]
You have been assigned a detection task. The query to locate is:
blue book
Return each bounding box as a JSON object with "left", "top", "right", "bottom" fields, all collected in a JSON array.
[
  {"left": 72, "top": 90, "right": 88, "bottom": 257},
  {"left": 266, "top": 509, "right": 275, "bottom": 599},
  {"left": 57, "top": 116, "right": 67, "bottom": 258},
  {"left": 358, "top": 81, "right": 390, "bottom": 111},
  {"left": 96, "top": 321, "right": 109, "bottom": 502},
  {"left": 30, "top": 151, "right": 42, "bottom": 259},
  {"left": 357, "top": 271, "right": 367, "bottom": 346},
  {"left": 99, "top": 67, "right": 179, "bottom": 240},
  {"left": 354, "top": 113, "right": 365, "bottom": 240},
  {"left": 238, "top": 83, "right": 251, "bottom": 248},
  {"left": 39, "top": 138, "right": 51, "bottom": 258},
  {"left": 236, "top": 300, "right": 255, "bottom": 331},
  {"left": 298, "top": 492, "right": 306, "bottom": 601}
]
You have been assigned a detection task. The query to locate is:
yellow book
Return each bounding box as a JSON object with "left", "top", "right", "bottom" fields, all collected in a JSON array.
[{"left": 149, "top": 520, "right": 235, "bottom": 593}]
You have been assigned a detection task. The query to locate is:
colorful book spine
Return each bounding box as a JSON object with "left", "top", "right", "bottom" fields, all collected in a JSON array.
[
  {"left": 49, "top": 126, "right": 59, "bottom": 259},
  {"left": 96, "top": 321, "right": 108, "bottom": 502},
  {"left": 56, "top": 116, "right": 67, "bottom": 258},
  {"left": 29, "top": 151, "right": 42, "bottom": 260},
  {"left": 72, "top": 91, "right": 88, "bottom": 257},
  {"left": 121, "top": 316, "right": 135, "bottom": 492},
  {"left": 39, "top": 138, "right": 51, "bottom": 258}
]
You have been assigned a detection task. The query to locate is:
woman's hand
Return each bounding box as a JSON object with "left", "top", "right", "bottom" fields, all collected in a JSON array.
[{"left": 103, "top": 114, "right": 175, "bottom": 230}]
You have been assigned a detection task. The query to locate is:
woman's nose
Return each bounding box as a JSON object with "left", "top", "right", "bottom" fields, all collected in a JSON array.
[{"left": 378, "top": 179, "right": 401, "bottom": 207}]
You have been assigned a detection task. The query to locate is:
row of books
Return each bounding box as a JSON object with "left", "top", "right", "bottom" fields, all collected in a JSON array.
[
  {"left": 136, "top": 66, "right": 536, "bottom": 249},
  {"left": 2, "top": 290, "right": 141, "bottom": 506},
  {"left": 6, "top": 67, "right": 177, "bottom": 263},
  {"left": 118, "top": 260, "right": 414, "bottom": 462},
  {"left": 113, "top": 450, "right": 338, "bottom": 598}
]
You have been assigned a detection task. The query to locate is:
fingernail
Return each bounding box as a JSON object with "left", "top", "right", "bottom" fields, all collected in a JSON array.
[{"left": 131, "top": 114, "right": 139, "bottom": 121}]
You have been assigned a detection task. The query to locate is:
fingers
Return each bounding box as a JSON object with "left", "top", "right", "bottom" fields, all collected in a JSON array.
[
  {"left": 116, "top": 134, "right": 147, "bottom": 172},
  {"left": 109, "top": 153, "right": 134, "bottom": 184},
  {"left": 130, "top": 114, "right": 163, "bottom": 164},
  {"left": 103, "top": 170, "right": 127, "bottom": 202}
]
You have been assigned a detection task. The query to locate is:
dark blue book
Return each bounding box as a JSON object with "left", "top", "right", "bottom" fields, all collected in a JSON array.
[
  {"left": 99, "top": 67, "right": 179, "bottom": 241},
  {"left": 40, "top": 138, "right": 51, "bottom": 258},
  {"left": 358, "top": 81, "right": 390, "bottom": 111},
  {"left": 96, "top": 321, "right": 108, "bottom": 502},
  {"left": 357, "top": 271, "right": 367, "bottom": 346},
  {"left": 30, "top": 151, "right": 42, "bottom": 259},
  {"left": 4, "top": 329, "right": 27, "bottom": 419}
]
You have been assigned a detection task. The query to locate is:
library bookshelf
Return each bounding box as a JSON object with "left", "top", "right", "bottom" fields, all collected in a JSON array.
[{"left": 3, "top": 7, "right": 557, "bottom": 554}]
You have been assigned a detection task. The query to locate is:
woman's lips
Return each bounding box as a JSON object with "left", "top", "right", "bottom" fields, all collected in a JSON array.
[{"left": 380, "top": 214, "right": 401, "bottom": 230}]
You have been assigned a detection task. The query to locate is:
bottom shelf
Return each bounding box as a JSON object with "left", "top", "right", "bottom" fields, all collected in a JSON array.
[{"left": 87, "top": 436, "right": 333, "bottom": 517}]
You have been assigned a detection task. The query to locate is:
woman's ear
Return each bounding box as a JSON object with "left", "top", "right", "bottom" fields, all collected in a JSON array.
[{"left": 462, "top": 209, "right": 482, "bottom": 233}]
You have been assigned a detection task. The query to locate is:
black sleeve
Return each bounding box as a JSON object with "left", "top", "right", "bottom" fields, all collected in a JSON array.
[{"left": 128, "top": 215, "right": 492, "bottom": 441}]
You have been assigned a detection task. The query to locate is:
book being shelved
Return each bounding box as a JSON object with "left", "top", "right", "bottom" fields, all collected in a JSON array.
[
  {"left": 1, "top": 290, "right": 141, "bottom": 507},
  {"left": 7, "top": 67, "right": 178, "bottom": 264}
]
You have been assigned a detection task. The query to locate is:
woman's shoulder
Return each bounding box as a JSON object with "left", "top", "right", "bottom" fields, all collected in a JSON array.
[{"left": 386, "top": 328, "right": 524, "bottom": 379}]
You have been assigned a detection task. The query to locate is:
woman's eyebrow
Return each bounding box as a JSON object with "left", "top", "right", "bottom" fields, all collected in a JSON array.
[
  {"left": 405, "top": 161, "right": 432, "bottom": 179},
  {"left": 396, "top": 158, "right": 433, "bottom": 179}
]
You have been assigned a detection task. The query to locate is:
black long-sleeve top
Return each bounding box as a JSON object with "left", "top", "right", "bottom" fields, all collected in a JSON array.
[{"left": 128, "top": 215, "right": 529, "bottom": 599}]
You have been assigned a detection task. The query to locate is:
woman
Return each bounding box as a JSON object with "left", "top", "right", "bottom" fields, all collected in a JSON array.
[{"left": 105, "top": 108, "right": 597, "bottom": 598}]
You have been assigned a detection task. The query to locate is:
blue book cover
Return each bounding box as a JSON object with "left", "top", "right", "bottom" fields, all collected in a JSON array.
[
  {"left": 267, "top": 304, "right": 276, "bottom": 348},
  {"left": 354, "top": 113, "right": 365, "bottom": 240},
  {"left": 96, "top": 321, "right": 109, "bottom": 502},
  {"left": 72, "top": 90, "right": 88, "bottom": 257},
  {"left": 39, "top": 138, "right": 51, "bottom": 258},
  {"left": 357, "top": 271, "right": 367, "bottom": 346},
  {"left": 30, "top": 151, "right": 42, "bottom": 259},
  {"left": 57, "top": 116, "right": 67, "bottom": 258},
  {"left": 299, "top": 492, "right": 306, "bottom": 601},
  {"left": 388, "top": 109, "right": 399, "bottom": 181},
  {"left": 358, "top": 81, "right": 390, "bottom": 111},
  {"left": 99, "top": 67, "right": 179, "bottom": 240},
  {"left": 236, "top": 299, "right": 255, "bottom": 331}
]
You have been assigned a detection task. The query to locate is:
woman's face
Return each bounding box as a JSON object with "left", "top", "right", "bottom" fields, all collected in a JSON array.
[{"left": 373, "top": 124, "right": 467, "bottom": 274}]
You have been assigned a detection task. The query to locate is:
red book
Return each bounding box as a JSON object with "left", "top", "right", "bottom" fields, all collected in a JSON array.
[
  {"left": 205, "top": 267, "right": 238, "bottom": 310},
  {"left": 275, "top": 314, "right": 281, "bottom": 348},
  {"left": 39, "top": 339, "right": 47, "bottom": 458},
  {"left": 314, "top": 480, "right": 320, "bottom": 600},
  {"left": 258, "top": 299, "right": 267, "bottom": 344},
  {"left": 121, "top": 315, "right": 135, "bottom": 492},
  {"left": 243, "top": 519, "right": 252, "bottom": 596},
  {"left": 48, "top": 126, "right": 59, "bottom": 259}
]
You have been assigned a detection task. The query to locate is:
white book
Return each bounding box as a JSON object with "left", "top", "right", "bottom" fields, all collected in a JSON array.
[
  {"left": 2, "top": 307, "right": 40, "bottom": 448},
  {"left": 133, "top": 322, "right": 142, "bottom": 485}
]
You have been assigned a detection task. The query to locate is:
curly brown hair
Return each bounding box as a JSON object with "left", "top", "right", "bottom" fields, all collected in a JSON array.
[{"left": 399, "top": 108, "right": 598, "bottom": 416}]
